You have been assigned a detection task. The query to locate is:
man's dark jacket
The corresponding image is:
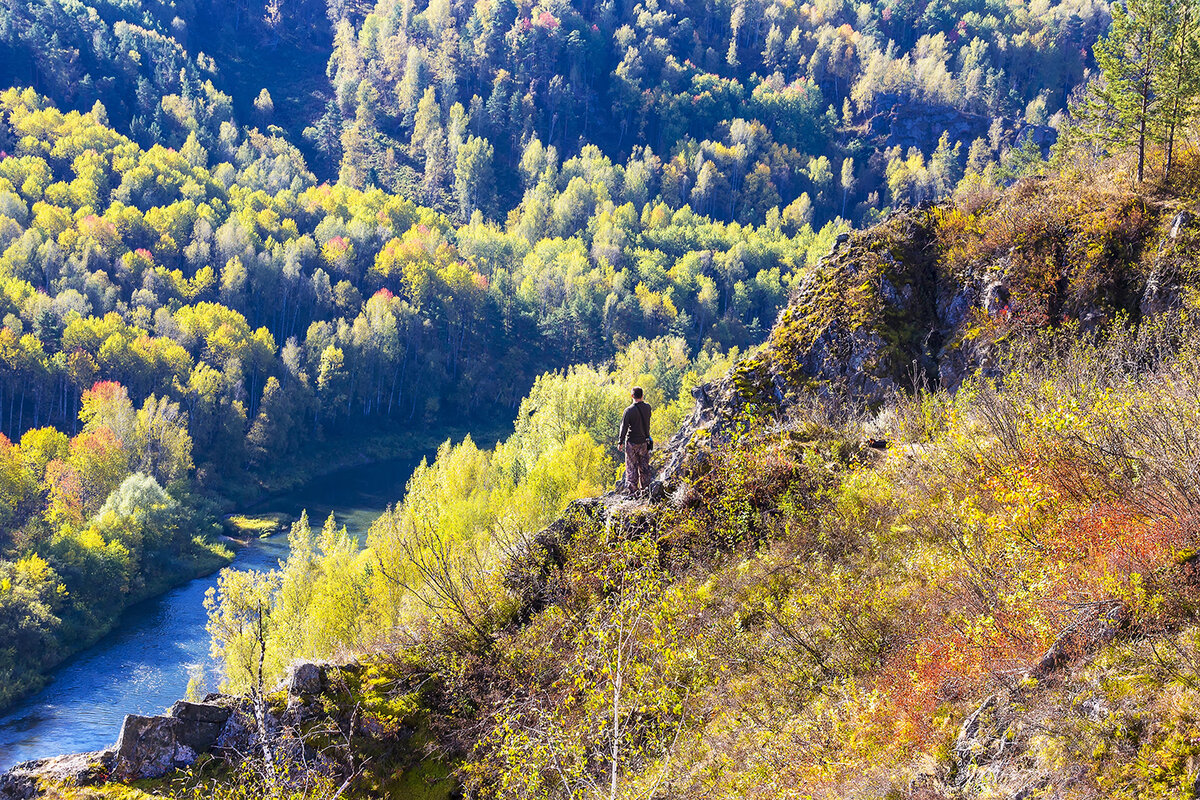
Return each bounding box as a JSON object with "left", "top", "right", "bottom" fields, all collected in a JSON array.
[{"left": 619, "top": 401, "right": 652, "bottom": 446}]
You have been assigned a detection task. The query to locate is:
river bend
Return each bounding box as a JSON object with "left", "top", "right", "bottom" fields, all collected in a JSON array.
[{"left": 0, "top": 454, "right": 421, "bottom": 769}]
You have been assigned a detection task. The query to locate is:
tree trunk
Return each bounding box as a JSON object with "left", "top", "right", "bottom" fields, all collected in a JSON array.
[
  {"left": 610, "top": 648, "right": 622, "bottom": 800},
  {"left": 1166, "top": 9, "right": 1192, "bottom": 181},
  {"left": 1166, "top": 113, "right": 1177, "bottom": 179},
  {"left": 254, "top": 606, "right": 276, "bottom": 781},
  {"left": 1138, "top": 77, "right": 1149, "bottom": 182}
]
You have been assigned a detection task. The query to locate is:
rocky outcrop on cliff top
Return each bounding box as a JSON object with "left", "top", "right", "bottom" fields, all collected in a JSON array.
[
  {"left": 657, "top": 208, "right": 954, "bottom": 486},
  {"left": 656, "top": 198, "right": 1188, "bottom": 488}
]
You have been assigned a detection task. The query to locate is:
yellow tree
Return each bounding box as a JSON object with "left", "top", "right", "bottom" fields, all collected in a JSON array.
[{"left": 205, "top": 567, "right": 283, "bottom": 774}]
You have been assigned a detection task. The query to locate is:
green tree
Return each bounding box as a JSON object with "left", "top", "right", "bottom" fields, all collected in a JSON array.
[
  {"left": 455, "top": 135, "right": 495, "bottom": 219},
  {"left": 399, "top": 46, "right": 426, "bottom": 128},
  {"left": 253, "top": 89, "right": 274, "bottom": 126},
  {"left": 246, "top": 376, "right": 292, "bottom": 465},
  {"left": 840, "top": 157, "right": 856, "bottom": 218},
  {"left": 1091, "top": 0, "right": 1173, "bottom": 181},
  {"left": 316, "top": 345, "right": 349, "bottom": 421},
  {"left": 930, "top": 133, "right": 963, "bottom": 196},
  {"left": 92, "top": 473, "right": 182, "bottom": 572},
  {"left": 411, "top": 86, "right": 440, "bottom": 157},
  {"left": 1156, "top": 0, "right": 1200, "bottom": 177},
  {"left": 205, "top": 568, "right": 283, "bottom": 773}
]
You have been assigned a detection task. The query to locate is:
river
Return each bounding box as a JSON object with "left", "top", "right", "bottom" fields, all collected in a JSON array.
[{"left": 0, "top": 453, "right": 427, "bottom": 770}]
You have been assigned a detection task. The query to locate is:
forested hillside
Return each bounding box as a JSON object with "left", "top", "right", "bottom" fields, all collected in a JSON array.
[
  {"left": 319, "top": 0, "right": 1106, "bottom": 224},
  {"left": 6, "top": 0, "right": 1200, "bottom": 792},
  {"left": 0, "top": 84, "right": 835, "bottom": 708},
  {"left": 0, "top": 0, "right": 333, "bottom": 150},
  {"left": 3, "top": 0, "right": 1109, "bottom": 226},
  {"left": 0, "top": 88, "right": 838, "bottom": 474}
]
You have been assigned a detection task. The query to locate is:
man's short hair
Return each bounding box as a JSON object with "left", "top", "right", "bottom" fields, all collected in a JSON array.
[{"left": 632, "top": 386, "right": 644, "bottom": 399}]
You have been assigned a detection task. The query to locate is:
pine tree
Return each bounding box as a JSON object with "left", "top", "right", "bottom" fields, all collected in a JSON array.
[
  {"left": 399, "top": 47, "right": 426, "bottom": 128},
  {"left": 423, "top": 127, "right": 448, "bottom": 201},
  {"left": 253, "top": 89, "right": 274, "bottom": 125},
  {"left": 1091, "top": 0, "right": 1173, "bottom": 181},
  {"left": 763, "top": 25, "right": 784, "bottom": 70},
  {"left": 1156, "top": 0, "right": 1200, "bottom": 178},
  {"left": 840, "top": 157, "right": 856, "bottom": 218},
  {"left": 411, "top": 86, "right": 440, "bottom": 156}
]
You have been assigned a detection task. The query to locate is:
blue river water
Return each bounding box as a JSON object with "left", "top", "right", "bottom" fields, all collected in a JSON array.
[{"left": 0, "top": 454, "right": 425, "bottom": 770}]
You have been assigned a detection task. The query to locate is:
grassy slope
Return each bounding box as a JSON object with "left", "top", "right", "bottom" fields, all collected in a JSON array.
[{"left": 404, "top": 164, "right": 1200, "bottom": 799}]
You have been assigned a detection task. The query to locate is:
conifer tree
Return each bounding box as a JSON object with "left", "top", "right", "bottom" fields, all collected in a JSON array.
[
  {"left": 840, "top": 157, "right": 856, "bottom": 218},
  {"left": 411, "top": 86, "right": 440, "bottom": 156},
  {"left": 1091, "top": 0, "right": 1172, "bottom": 181},
  {"left": 1156, "top": 0, "right": 1200, "bottom": 177}
]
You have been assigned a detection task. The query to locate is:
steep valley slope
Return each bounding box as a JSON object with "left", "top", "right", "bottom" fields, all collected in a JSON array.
[{"left": 8, "top": 169, "right": 1200, "bottom": 799}]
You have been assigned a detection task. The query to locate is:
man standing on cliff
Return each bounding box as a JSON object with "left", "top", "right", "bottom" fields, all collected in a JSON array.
[{"left": 617, "top": 386, "right": 653, "bottom": 496}]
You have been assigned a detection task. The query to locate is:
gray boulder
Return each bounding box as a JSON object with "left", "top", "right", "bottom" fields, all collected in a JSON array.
[
  {"left": 112, "top": 702, "right": 230, "bottom": 781},
  {"left": 113, "top": 715, "right": 198, "bottom": 781},
  {"left": 213, "top": 703, "right": 259, "bottom": 755},
  {"left": 1170, "top": 210, "right": 1192, "bottom": 239},
  {"left": 170, "top": 701, "right": 231, "bottom": 752},
  {"left": 285, "top": 661, "right": 325, "bottom": 696}
]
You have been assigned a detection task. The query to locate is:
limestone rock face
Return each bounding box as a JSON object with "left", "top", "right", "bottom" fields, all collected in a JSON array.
[
  {"left": 652, "top": 199, "right": 1173, "bottom": 489},
  {"left": 952, "top": 695, "right": 1004, "bottom": 787},
  {"left": 653, "top": 212, "right": 950, "bottom": 488},
  {"left": 1140, "top": 211, "right": 1193, "bottom": 319}
]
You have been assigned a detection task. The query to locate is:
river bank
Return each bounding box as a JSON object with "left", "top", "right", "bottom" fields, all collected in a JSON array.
[
  {"left": 0, "top": 420, "right": 509, "bottom": 716},
  {"left": 225, "top": 419, "right": 512, "bottom": 506},
  {"left": 0, "top": 538, "right": 235, "bottom": 719},
  {"left": 0, "top": 421, "right": 509, "bottom": 768}
]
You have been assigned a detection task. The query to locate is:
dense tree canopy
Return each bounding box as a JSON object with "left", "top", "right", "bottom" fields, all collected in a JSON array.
[
  {"left": 2, "top": 0, "right": 1114, "bottom": 229},
  {"left": 311, "top": 0, "right": 1111, "bottom": 224},
  {"left": 0, "top": 84, "right": 842, "bottom": 708},
  {"left": 0, "top": 378, "right": 225, "bottom": 708},
  {"left": 0, "top": 87, "right": 841, "bottom": 483}
]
